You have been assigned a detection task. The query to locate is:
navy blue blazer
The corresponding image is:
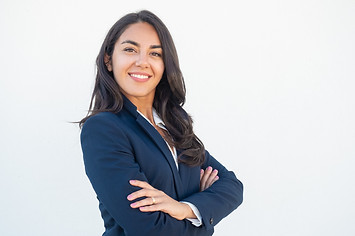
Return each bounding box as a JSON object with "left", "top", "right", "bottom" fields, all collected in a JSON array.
[{"left": 81, "top": 97, "right": 243, "bottom": 236}]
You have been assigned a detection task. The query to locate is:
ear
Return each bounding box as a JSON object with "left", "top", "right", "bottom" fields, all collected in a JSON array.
[{"left": 104, "top": 53, "right": 112, "bottom": 71}]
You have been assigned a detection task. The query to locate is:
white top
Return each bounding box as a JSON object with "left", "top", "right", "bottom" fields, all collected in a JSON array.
[{"left": 137, "top": 109, "right": 202, "bottom": 227}]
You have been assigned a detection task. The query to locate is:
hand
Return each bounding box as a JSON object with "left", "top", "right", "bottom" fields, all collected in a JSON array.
[
  {"left": 200, "top": 166, "right": 219, "bottom": 191},
  {"left": 127, "top": 180, "right": 196, "bottom": 220}
]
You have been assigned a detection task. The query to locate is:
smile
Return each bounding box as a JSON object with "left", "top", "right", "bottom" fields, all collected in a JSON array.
[{"left": 129, "top": 73, "right": 151, "bottom": 82}]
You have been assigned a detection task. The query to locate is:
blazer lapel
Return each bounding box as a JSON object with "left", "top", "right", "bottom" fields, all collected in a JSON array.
[
  {"left": 122, "top": 96, "right": 184, "bottom": 199},
  {"left": 178, "top": 152, "right": 190, "bottom": 181},
  {"left": 136, "top": 115, "right": 184, "bottom": 199}
]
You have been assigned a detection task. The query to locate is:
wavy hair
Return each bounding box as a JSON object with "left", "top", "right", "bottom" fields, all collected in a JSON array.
[{"left": 80, "top": 10, "right": 205, "bottom": 166}]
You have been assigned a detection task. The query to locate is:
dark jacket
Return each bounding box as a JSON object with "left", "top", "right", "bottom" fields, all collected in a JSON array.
[{"left": 81, "top": 97, "right": 243, "bottom": 235}]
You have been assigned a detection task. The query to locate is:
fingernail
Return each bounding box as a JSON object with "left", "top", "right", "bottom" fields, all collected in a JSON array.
[
  {"left": 215, "top": 176, "right": 219, "bottom": 180},
  {"left": 207, "top": 166, "right": 212, "bottom": 171},
  {"left": 127, "top": 194, "right": 132, "bottom": 200},
  {"left": 200, "top": 169, "right": 204, "bottom": 173},
  {"left": 130, "top": 202, "right": 136, "bottom": 207},
  {"left": 213, "top": 169, "right": 218, "bottom": 173},
  {"left": 129, "top": 180, "right": 136, "bottom": 184}
]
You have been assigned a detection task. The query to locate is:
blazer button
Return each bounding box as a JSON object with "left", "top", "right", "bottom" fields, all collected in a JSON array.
[{"left": 209, "top": 218, "right": 214, "bottom": 225}]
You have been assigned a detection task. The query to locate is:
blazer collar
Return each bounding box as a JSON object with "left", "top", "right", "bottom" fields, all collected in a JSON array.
[{"left": 122, "top": 95, "right": 139, "bottom": 118}]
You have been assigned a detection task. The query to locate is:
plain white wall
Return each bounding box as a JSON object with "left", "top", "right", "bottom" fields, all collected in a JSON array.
[{"left": 1, "top": 0, "right": 354, "bottom": 235}]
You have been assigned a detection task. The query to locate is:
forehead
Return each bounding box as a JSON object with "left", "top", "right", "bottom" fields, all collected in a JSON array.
[{"left": 117, "top": 22, "right": 161, "bottom": 45}]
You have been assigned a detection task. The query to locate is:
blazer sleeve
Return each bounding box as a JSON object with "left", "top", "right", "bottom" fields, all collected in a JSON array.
[
  {"left": 182, "top": 150, "right": 244, "bottom": 231},
  {"left": 80, "top": 113, "right": 212, "bottom": 236}
]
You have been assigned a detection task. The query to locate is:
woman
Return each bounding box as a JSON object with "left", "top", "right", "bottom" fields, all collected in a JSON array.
[{"left": 80, "top": 10, "right": 243, "bottom": 236}]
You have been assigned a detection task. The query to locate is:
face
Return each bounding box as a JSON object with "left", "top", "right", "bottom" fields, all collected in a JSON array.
[{"left": 106, "top": 22, "right": 164, "bottom": 103}]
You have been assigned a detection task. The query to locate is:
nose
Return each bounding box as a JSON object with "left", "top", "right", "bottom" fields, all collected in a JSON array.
[{"left": 135, "top": 52, "right": 149, "bottom": 68}]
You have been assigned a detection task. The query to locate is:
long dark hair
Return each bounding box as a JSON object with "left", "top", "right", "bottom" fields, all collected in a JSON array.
[{"left": 80, "top": 10, "right": 205, "bottom": 166}]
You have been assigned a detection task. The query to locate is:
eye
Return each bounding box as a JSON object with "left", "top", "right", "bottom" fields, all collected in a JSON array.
[
  {"left": 123, "top": 47, "right": 136, "bottom": 53},
  {"left": 150, "top": 52, "right": 162, "bottom": 57}
]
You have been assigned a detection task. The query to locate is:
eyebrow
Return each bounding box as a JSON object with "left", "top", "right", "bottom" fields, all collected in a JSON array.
[{"left": 121, "top": 40, "right": 162, "bottom": 49}]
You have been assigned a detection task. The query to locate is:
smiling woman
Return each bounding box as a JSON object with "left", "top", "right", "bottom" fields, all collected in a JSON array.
[{"left": 79, "top": 10, "right": 243, "bottom": 236}]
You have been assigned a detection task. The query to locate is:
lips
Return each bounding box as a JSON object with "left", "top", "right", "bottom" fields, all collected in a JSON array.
[{"left": 128, "top": 72, "right": 152, "bottom": 82}]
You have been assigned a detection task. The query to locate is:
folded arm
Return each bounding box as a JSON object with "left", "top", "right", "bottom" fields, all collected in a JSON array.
[
  {"left": 182, "top": 151, "right": 244, "bottom": 230},
  {"left": 81, "top": 113, "right": 212, "bottom": 236}
]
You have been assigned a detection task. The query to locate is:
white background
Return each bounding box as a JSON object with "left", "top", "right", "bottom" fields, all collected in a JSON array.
[{"left": 1, "top": 0, "right": 354, "bottom": 235}]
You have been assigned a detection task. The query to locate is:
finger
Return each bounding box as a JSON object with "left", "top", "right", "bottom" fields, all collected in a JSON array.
[
  {"left": 207, "top": 174, "right": 219, "bottom": 187},
  {"left": 200, "top": 169, "right": 204, "bottom": 181},
  {"left": 139, "top": 204, "right": 161, "bottom": 212},
  {"left": 200, "top": 171, "right": 206, "bottom": 191},
  {"left": 127, "top": 188, "right": 156, "bottom": 201},
  {"left": 129, "top": 180, "right": 154, "bottom": 190},
  {"left": 130, "top": 196, "right": 158, "bottom": 208},
  {"left": 200, "top": 169, "right": 205, "bottom": 190},
  {"left": 200, "top": 167, "right": 212, "bottom": 191},
  {"left": 200, "top": 166, "right": 212, "bottom": 185},
  {"left": 205, "top": 169, "right": 218, "bottom": 187}
]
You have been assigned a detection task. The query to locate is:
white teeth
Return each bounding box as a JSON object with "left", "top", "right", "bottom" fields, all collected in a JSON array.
[{"left": 131, "top": 74, "right": 149, "bottom": 79}]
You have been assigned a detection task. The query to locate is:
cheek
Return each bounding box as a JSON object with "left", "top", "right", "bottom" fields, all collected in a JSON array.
[
  {"left": 155, "top": 62, "right": 165, "bottom": 77},
  {"left": 112, "top": 57, "right": 131, "bottom": 78}
]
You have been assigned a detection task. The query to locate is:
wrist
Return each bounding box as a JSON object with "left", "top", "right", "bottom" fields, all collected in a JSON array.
[{"left": 180, "top": 202, "right": 196, "bottom": 219}]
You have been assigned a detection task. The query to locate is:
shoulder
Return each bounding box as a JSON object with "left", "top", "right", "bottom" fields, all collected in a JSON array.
[
  {"left": 82, "top": 111, "right": 131, "bottom": 131},
  {"left": 81, "top": 112, "right": 129, "bottom": 139},
  {"left": 80, "top": 111, "right": 133, "bottom": 151},
  {"left": 84, "top": 112, "right": 118, "bottom": 124}
]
